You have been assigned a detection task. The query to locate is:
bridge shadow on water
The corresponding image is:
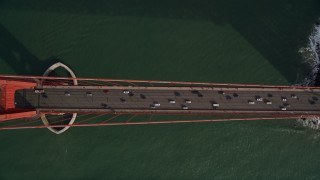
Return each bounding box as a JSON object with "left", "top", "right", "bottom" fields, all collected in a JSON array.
[
  {"left": 0, "top": 0, "right": 320, "bottom": 82},
  {"left": 0, "top": 24, "right": 70, "bottom": 75}
]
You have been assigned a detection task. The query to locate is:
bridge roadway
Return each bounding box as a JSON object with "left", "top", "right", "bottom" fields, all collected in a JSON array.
[{"left": 15, "top": 85, "right": 320, "bottom": 116}]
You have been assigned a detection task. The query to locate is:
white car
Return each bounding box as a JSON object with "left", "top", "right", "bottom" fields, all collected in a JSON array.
[
  {"left": 212, "top": 103, "right": 220, "bottom": 107},
  {"left": 291, "top": 95, "right": 298, "bottom": 99},
  {"left": 265, "top": 101, "right": 272, "bottom": 105},
  {"left": 182, "top": 106, "right": 188, "bottom": 110},
  {"left": 154, "top": 102, "right": 160, "bottom": 107},
  {"left": 281, "top": 107, "right": 287, "bottom": 111},
  {"left": 169, "top": 100, "right": 176, "bottom": 104},
  {"left": 34, "top": 89, "right": 45, "bottom": 94},
  {"left": 256, "top": 98, "right": 263, "bottom": 102},
  {"left": 123, "top": 90, "right": 130, "bottom": 94},
  {"left": 65, "top": 91, "right": 71, "bottom": 96},
  {"left": 185, "top": 99, "right": 192, "bottom": 104},
  {"left": 150, "top": 105, "right": 156, "bottom": 109},
  {"left": 248, "top": 100, "right": 255, "bottom": 105},
  {"left": 86, "top": 92, "right": 93, "bottom": 97}
]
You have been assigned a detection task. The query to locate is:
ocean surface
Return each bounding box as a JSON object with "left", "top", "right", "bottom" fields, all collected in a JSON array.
[{"left": 0, "top": 0, "right": 320, "bottom": 179}]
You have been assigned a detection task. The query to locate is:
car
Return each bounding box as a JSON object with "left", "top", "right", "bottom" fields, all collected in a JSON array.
[
  {"left": 191, "top": 90, "right": 200, "bottom": 94},
  {"left": 140, "top": 94, "right": 146, "bottom": 99},
  {"left": 120, "top": 98, "right": 126, "bottom": 103},
  {"left": 185, "top": 99, "right": 192, "bottom": 104},
  {"left": 309, "top": 100, "right": 316, "bottom": 104},
  {"left": 226, "top": 95, "right": 232, "bottom": 100},
  {"left": 218, "top": 91, "right": 225, "bottom": 95},
  {"left": 212, "top": 103, "right": 220, "bottom": 107},
  {"left": 281, "top": 107, "right": 287, "bottom": 111},
  {"left": 169, "top": 99, "right": 176, "bottom": 104},
  {"left": 86, "top": 92, "right": 93, "bottom": 97},
  {"left": 154, "top": 102, "right": 160, "bottom": 107},
  {"left": 282, "top": 97, "right": 287, "bottom": 102},
  {"left": 248, "top": 100, "right": 255, "bottom": 105},
  {"left": 34, "top": 89, "right": 45, "bottom": 94},
  {"left": 256, "top": 97, "right": 263, "bottom": 102},
  {"left": 265, "top": 101, "right": 272, "bottom": 105},
  {"left": 264, "top": 99, "right": 272, "bottom": 104},
  {"left": 197, "top": 93, "right": 203, "bottom": 97},
  {"left": 123, "top": 90, "right": 130, "bottom": 94},
  {"left": 174, "top": 92, "right": 181, "bottom": 96},
  {"left": 191, "top": 90, "right": 203, "bottom": 97},
  {"left": 65, "top": 91, "right": 71, "bottom": 96},
  {"left": 150, "top": 105, "right": 156, "bottom": 109},
  {"left": 283, "top": 103, "right": 290, "bottom": 107},
  {"left": 291, "top": 94, "right": 297, "bottom": 99},
  {"left": 182, "top": 105, "right": 188, "bottom": 110}
]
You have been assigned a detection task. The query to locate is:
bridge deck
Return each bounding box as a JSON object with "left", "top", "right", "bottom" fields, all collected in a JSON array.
[{"left": 15, "top": 86, "right": 320, "bottom": 116}]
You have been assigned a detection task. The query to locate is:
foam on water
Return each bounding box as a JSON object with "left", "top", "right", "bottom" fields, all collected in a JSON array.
[
  {"left": 299, "top": 21, "right": 320, "bottom": 85},
  {"left": 298, "top": 19, "right": 320, "bottom": 130}
]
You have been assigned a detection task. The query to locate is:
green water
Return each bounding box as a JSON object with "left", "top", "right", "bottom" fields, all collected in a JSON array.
[{"left": 1, "top": 0, "right": 320, "bottom": 179}]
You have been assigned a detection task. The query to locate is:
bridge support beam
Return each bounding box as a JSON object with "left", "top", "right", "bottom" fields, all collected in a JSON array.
[{"left": 0, "top": 80, "right": 37, "bottom": 121}]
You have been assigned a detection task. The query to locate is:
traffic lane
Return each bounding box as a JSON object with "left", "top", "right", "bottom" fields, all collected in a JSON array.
[
  {"left": 18, "top": 89, "right": 320, "bottom": 110},
  {"left": 37, "top": 108, "right": 320, "bottom": 116},
  {"left": 44, "top": 89, "right": 320, "bottom": 111},
  {"left": 16, "top": 88, "right": 320, "bottom": 111}
]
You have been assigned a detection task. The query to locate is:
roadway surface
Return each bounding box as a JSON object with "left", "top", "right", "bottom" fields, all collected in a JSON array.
[{"left": 15, "top": 85, "right": 320, "bottom": 116}]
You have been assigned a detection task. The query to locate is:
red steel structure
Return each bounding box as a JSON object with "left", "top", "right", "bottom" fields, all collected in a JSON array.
[
  {"left": 0, "top": 63, "right": 319, "bottom": 134},
  {"left": 0, "top": 79, "right": 37, "bottom": 121}
]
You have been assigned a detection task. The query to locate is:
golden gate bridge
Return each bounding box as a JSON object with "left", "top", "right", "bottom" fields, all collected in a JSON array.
[{"left": 1, "top": 62, "right": 319, "bottom": 134}]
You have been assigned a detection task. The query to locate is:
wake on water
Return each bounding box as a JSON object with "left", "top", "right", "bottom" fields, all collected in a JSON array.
[{"left": 297, "top": 19, "right": 320, "bottom": 130}]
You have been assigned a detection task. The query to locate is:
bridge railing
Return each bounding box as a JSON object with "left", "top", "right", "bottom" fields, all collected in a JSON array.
[{"left": 0, "top": 74, "right": 318, "bottom": 90}]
